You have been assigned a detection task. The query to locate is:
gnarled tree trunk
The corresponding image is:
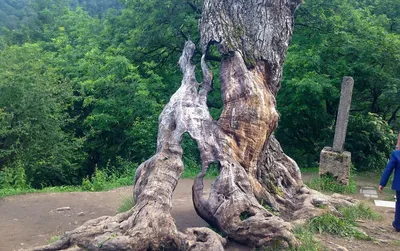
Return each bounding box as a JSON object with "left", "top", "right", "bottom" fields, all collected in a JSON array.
[{"left": 30, "top": 1, "right": 356, "bottom": 250}]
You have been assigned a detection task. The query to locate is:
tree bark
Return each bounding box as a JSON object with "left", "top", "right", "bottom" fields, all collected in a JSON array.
[{"left": 30, "top": 1, "right": 357, "bottom": 250}]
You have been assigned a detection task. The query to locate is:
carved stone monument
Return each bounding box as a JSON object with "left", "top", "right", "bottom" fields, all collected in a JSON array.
[{"left": 319, "top": 77, "right": 354, "bottom": 185}]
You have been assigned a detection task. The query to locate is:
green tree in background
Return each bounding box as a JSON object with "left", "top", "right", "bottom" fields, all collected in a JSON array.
[
  {"left": 277, "top": 0, "right": 399, "bottom": 169},
  {"left": 0, "top": 0, "right": 399, "bottom": 189},
  {"left": 40, "top": 7, "right": 166, "bottom": 175},
  {"left": 0, "top": 44, "right": 84, "bottom": 188}
]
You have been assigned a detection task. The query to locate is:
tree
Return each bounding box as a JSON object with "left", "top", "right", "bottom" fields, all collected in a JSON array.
[
  {"left": 31, "top": 1, "right": 356, "bottom": 250},
  {"left": 0, "top": 43, "right": 84, "bottom": 188},
  {"left": 276, "top": 0, "right": 399, "bottom": 169}
]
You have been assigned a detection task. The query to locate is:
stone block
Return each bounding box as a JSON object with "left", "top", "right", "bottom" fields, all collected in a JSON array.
[{"left": 319, "top": 147, "right": 351, "bottom": 185}]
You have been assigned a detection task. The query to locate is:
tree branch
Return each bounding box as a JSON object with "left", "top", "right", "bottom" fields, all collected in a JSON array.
[{"left": 185, "top": 0, "right": 201, "bottom": 14}]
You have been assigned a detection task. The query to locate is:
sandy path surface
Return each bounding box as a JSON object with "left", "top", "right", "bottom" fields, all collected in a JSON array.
[
  {"left": 1, "top": 174, "right": 399, "bottom": 251},
  {"left": 0, "top": 179, "right": 250, "bottom": 251}
]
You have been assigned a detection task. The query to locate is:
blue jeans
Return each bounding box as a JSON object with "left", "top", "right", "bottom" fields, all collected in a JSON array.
[{"left": 394, "top": 190, "right": 400, "bottom": 230}]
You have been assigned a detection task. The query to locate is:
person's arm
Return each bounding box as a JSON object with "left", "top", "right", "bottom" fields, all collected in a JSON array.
[{"left": 379, "top": 151, "right": 398, "bottom": 192}]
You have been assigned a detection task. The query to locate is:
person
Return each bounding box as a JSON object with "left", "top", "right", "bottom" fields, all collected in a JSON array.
[{"left": 379, "top": 133, "right": 400, "bottom": 232}]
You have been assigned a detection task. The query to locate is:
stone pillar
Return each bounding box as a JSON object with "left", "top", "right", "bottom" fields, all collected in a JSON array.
[
  {"left": 332, "top": 77, "right": 354, "bottom": 153},
  {"left": 319, "top": 147, "right": 351, "bottom": 185},
  {"left": 319, "top": 77, "right": 354, "bottom": 185}
]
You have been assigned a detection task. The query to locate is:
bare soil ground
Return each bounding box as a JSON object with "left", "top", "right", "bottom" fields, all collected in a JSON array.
[
  {"left": 0, "top": 179, "right": 250, "bottom": 251},
  {"left": 0, "top": 175, "right": 399, "bottom": 251}
]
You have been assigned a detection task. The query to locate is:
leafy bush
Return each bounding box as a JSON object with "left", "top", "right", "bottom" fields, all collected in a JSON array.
[
  {"left": 0, "top": 160, "right": 29, "bottom": 189},
  {"left": 91, "top": 168, "right": 107, "bottom": 191},
  {"left": 81, "top": 176, "right": 95, "bottom": 191}
]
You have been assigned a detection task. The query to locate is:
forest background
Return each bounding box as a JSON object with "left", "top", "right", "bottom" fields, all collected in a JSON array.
[{"left": 0, "top": 0, "right": 399, "bottom": 192}]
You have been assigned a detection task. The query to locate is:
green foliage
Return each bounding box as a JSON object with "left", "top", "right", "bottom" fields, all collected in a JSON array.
[
  {"left": 116, "top": 196, "right": 135, "bottom": 214},
  {"left": 306, "top": 174, "right": 357, "bottom": 194},
  {"left": 300, "top": 167, "right": 319, "bottom": 174},
  {"left": 346, "top": 113, "right": 396, "bottom": 171},
  {"left": 277, "top": 0, "right": 400, "bottom": 170},
  {"left": 1, "top": 0, "right": 399, "bottom": 191},
  {"left": 181, "top": 133, "right": 219, "bottom": 178},
  {"left": 277, "top": 73, "right": 336, "bottom": 167},
  {"left": 0, "top": 43, "right": 85, "bottom": 188},
  {"left": 0, "top": 160, "right": 28, "bottom": 189},
  {"left": 81, "top": 163, "right": 137, "bottom": 192},
  {"left": 90, "top": 168, "right": 107, "bottom": 191},
  {"left": 0, "top": 0, "right": 120, "bottom": 39}
]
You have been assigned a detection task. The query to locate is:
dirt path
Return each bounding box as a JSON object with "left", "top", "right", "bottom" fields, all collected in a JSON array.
[
  {"left": 0, "top": 176, "right": 399, "bottom": 251},
  {"left": 0, "top": 179, "right": 250, "bottom": 251}
]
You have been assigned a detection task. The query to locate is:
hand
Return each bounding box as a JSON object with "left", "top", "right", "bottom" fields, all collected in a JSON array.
[{"left": 378, "top": 185, "right": 384, "bottom": 193}]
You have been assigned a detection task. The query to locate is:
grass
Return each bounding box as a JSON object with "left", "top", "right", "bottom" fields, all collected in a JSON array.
[
  {"left": 392, "top": 240, "right": 400, "bottom": 246},
  {"left": 339, "top": 202, "right": 382, "bottom": 222},
  {"left": 306, "top": 174, "right": 357, "bottom": 194},
  {"left": 0, "top": 170, "right": 134, "bottom": 198},
  {"left": 0, "top": 164, "right": 218, "bottom": 199},
  {"left": 300, "top": 167, "right": 319, "bottom": 174},
  {"left": 307, "top": 202, "right": 381, "bottom": 241},
  {"left": 47, "top": 235, "right": 61, "bottom": 244},
  {"left": 0, "top": 157, "right": 220, "bottom": 199},
  {"left": 259, "top": 225, "right": 326, "bottom": 251},
  {"left": 260, "top": 202, "right": 380, "bottom": 250},
  {"left": 0, "top": 186, "right": 82, "bottom": 199},
  {"left": 308, "top": 213, "right": 370, "bottom": 240},
  {"left": 290, "top": 225, "right": 326, "bottom": 251},
  {"left": 116, "top": 196, "right": 135, "bottom": 213}
]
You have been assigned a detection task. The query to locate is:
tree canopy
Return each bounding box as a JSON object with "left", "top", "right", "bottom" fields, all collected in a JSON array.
[{"left": 0, "top": 0, "right": 398, "bottom": 188}]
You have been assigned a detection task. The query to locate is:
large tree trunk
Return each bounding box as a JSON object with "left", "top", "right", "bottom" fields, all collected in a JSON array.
[{"left": 30, "top": 1, "right": 356, "bottom": 250}]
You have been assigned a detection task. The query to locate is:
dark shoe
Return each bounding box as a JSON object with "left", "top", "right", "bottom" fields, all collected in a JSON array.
[{"left": 393, "top": 222, "right": 400, "bottom": 232}]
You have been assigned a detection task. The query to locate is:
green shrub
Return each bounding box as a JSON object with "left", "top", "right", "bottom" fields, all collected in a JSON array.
[
  {"left": 81, "top": 168, "right": 108, "bottom": 191},
  {"left": 81, "top": 176, "right": 94, "bottom": 191},
  {"left": 91, "top": 168, "right": 108, "bottom": 191},
  {"left": 0, "top": 160, "right": 29, "bottom": 189}
]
